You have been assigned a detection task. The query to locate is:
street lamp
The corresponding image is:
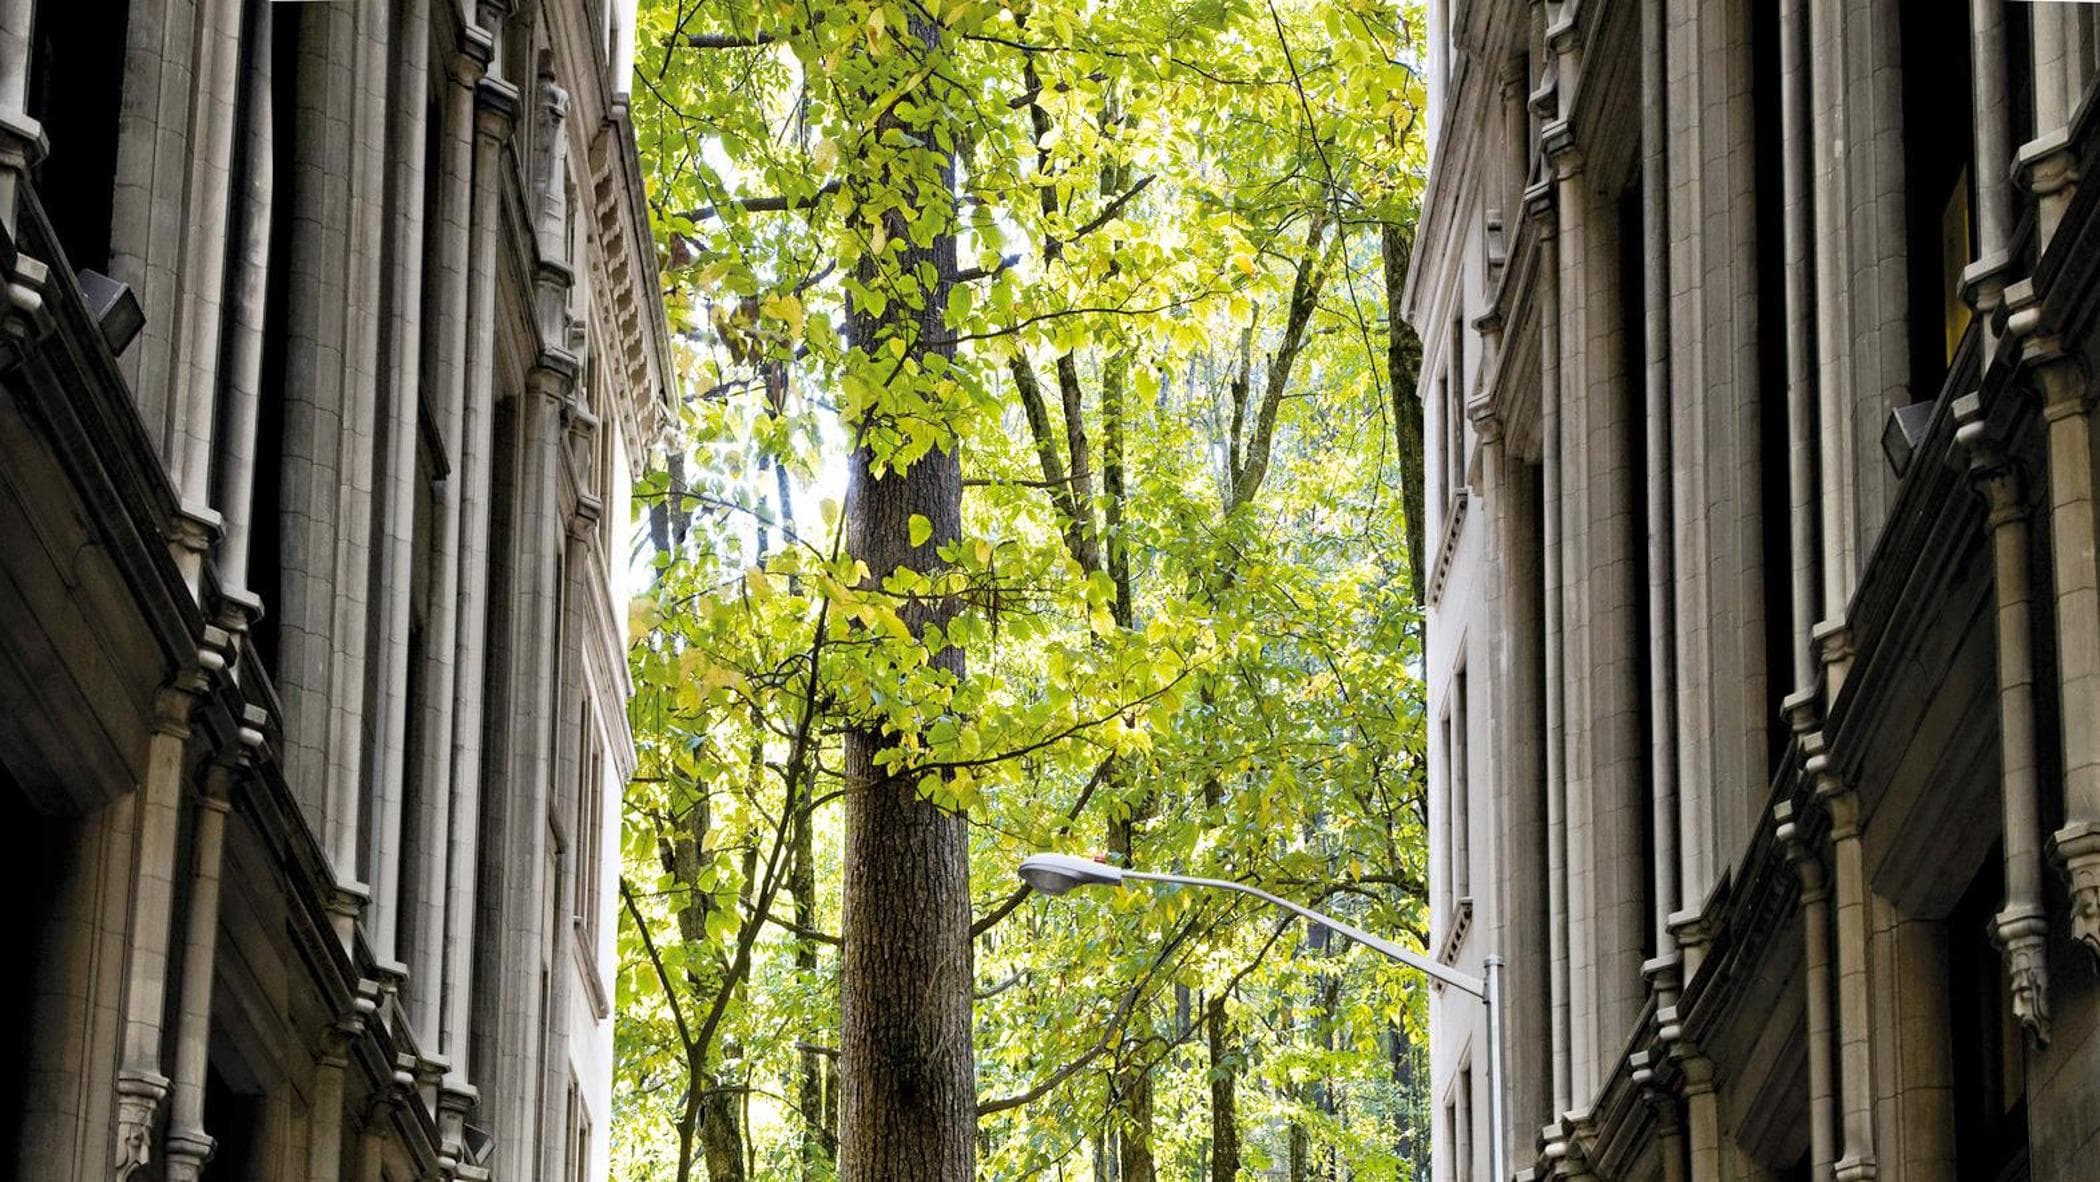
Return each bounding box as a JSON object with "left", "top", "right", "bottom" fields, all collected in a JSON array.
[{"left": 1017, "top": 852, "right": 1508, "bottom": 1182}]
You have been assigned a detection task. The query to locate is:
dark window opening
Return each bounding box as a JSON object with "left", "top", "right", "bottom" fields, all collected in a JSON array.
[
  {"left": 1901, "top": 0, "right": 1976, "bottom": 399},
  {"left": 0, "top": 770, "right": 72, "bottom": 1165},
  {"left": 25, "top": 0, "right": 129, "bottom": 271},
  {"left": 1949, "top": 849, "right": 2030, "bottom": 1182},
  {"left": 1617, "top": 177, "right": 1658, "bottom": 960},
  {"left": 1753, "top": 0, "right": 1796, "bottom": 770},
  {"left": 203, "top": 1062, "right": 264, "bottom": 1180}
]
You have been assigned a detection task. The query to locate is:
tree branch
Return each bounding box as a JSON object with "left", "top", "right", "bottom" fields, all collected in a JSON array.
[
  {"left": 623, "top": 877, "right": 698, "bottom": 1053},
  {"left": 678, "top": 180, "right": 841, "bottom": 223}
]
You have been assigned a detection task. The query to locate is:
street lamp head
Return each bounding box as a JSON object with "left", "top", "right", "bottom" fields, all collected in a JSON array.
[{"left": 1017, "top": 852, "right": 1125, "bottom": 896}]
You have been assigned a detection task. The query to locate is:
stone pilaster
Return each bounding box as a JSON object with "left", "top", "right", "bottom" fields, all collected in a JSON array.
[
  {"left": 369, "top": 0, "right": 436, "bottom": 970},
  {"left": 308, "top": 980, "right": 380, "bottom": 1182},
  {"left": 1777, "top": 799, "right": 1837, "bottom": 1180},
  {"left": 161, "top": 755, "right": 243, "bottom": 1182},
  {"left": 1814, "top": 785, "right": 1880, "bottom": 1180},
  {"left": 1956, "top": 392, "right": 2053, "bottom": 1047},
  {"left": 1526, "top": 164, "right": 1573, "bottom": 1118},
  {"left": 413, "top": 22, "right": 493, "bottom": 1059},
  {"left": 114, "top": 652, "right": 221, "bottom": 1179},
  {"left": 2006, "top": 275, "right": 2100, "bottom": 965},
  {"left": 164, "top": 0, "right": 246, "bottom": 521},
  {"left": 439, "top": 39, "right": 519, "bottom": 1095},
  {"left": 213, "top": 0, "right": 275, "bottom": 593}
]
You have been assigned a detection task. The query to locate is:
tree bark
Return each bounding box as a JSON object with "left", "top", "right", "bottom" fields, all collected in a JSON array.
[
  {"left": 1208, "top": 994, "right": 1241, "bottom": 1182},
  {"left": 1380, "top": 223, "right": 1427, "bottom": 603},
  {"left": 836, "top": 10, "right": 975, "bottom": 1179}
]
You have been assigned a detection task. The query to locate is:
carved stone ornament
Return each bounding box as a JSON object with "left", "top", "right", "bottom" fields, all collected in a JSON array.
[
  {"left": 113, "top": 1068, "right": 169, "bottom": 1180},
  {"left": 1995, "top": 906, "right": 2052, "bottom": 1047},
  {"left": 2056, "top": 822, "right": 2100, "bottom": 962}
]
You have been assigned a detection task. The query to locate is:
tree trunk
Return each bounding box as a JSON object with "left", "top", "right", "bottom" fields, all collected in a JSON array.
[
  {"left": 835, "top": 9, "right": 974, "bottom": 1178},
  {"left": 1380, "top": 223, "right": 1427, "bottom": 603},
  {"left": 1208, "top": 994, "right": 1240, "bottom": 1182},
  {"left": 697, "top": 1074, "right": 748, "bottom": 1182}
]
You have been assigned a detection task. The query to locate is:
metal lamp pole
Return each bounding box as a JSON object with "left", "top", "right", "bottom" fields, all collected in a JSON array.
[{"left": 1017, "top": 853, "right": 1508, "bottom": 1182}]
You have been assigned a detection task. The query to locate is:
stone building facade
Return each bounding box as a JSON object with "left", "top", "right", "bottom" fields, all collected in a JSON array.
[
  {"left": 0, "top": 0, "right": 672, "bottom": 1177},
  {"left": 1408, "top": 1, "right": 2100, "bottom": 1178}
]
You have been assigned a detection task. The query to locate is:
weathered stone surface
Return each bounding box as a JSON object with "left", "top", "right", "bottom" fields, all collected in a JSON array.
[{"left": 0, "top": 2, "right": 671, "bottom": 1178}]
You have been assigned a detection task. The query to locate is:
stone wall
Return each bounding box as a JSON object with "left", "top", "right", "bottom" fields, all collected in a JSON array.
[
  {"left": 1407, "top": 2, "right": 2100, "bottom": 1179},
  {"left": 0, "top": 0, "right": 670, "bottom": 1177}
]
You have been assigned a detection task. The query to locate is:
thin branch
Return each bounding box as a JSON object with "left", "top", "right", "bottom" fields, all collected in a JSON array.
[
  {"left": 679, "top": 180, "right": 841, "bottom": 223},
  {"left": 623, "top": 877, "right": 697, "bottom": 1053}
]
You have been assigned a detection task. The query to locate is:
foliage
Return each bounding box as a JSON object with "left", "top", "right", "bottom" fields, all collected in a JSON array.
[{"left": 615, "top": 0, "right": 1433, "bottom": 1176}]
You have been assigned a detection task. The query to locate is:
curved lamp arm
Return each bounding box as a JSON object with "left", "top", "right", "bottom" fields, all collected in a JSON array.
[{"left": 1122, "top": 869, "right": 1485, "bottom": 999}]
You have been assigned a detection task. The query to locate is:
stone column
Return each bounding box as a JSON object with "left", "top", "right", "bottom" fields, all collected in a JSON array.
[
  {"left": 1814, "top": 781, "right": 1880, "bottom": 1179},
  {"left": 1677, "top": 1051, "right": 1721, "bottom": 1182},
  {"left": 1542, "top": 2, "right": 1602, "bottom": 1101},
  {"left": 2010, "top": 280, "right": 2100, "bottom": 960},
  {"left": 440, "top": 41, "right": 519, "bottom": 1094},
  {"left": 214, "top": 0, "right": 275, "bottom": 594},
  {"left": 162, "top": 752, "right": 245, "bottom": 1182},
  {"left": 113, "top": 658, "right": 219, "bottom": 1178},
  {"left": 319, "top": 0, "right": 394, "bottom": 891},
  {"left": 308, "top": 981, "right": 379, "bottom": 1182},
  {"left": 494, "top": 353, "right": 576, "bottom": 1178},
  {"left": 2033, "top": 0, "right": 2071, "bottom": 136},
  {"left": 166, "top": 0, "right": 248, "bottom": 533},
  {"left": 108, "top": 0, "right": 199, "bottom": 440},
  {"left": 1957, "top": 395, "right": 2053, "bottom": 1049},
  {"left": 1808, "top": 0, "right": 1855, "bottom": 617},
  {"left": 278, "top": 0, "right": 356, "bottom": 827},
  {"left": 1640, "top": 0, "right": 1679, "bottom": 965},
  {"left": 1778, "top": 0, "right": 1820, "bottom": 699},
  {"left": 369, "top": 0, "right": 434, "bottom": 971},
  {"left": 414, "top": 23, "right": 492, "bottom": 1062},
  {"left": 1529, "top": 170, "right": 1573, "bottom": 1120},
  {"left": 1777, "top": 801, "right": 1837, "bottom": 1181},
  {"left": 1635, "top": 1056, "right": 1687, "bottom": 1182},
  {"left": 1565, "top": 163, "right": 1644, "bottom": 1109}
]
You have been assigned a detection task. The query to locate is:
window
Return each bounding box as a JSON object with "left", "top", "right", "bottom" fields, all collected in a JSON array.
[
  {"left": 575, "top": 698, "right": 607, "bottom": 953},
  {"left": 1444, "top": 664, "right": 1470, "bottom": 905},
  {"left": 1453, "top": 666, "right": 1469, "bottom": 900},
  {"left": 1455, "top": 1063, "right": 1475, "bottom": 1178},
  {"left": 566, "top": 1077, "right": 593, "bottom": 1182},
  {"left": 1448, "top": 316, "right": 1468, "bottom": 497}
]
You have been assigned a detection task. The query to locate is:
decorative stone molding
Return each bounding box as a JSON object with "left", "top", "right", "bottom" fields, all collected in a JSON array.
[
  {"left": 162, "top": 1127, "right": 216, "bottom": 1182},
  {"left": 1809, "top": 620, "right": 1854, "bottom": 699},
  {"left": 0, "top": 245, "right": 52, "bottom": 370},
  {"left": 1424, "top": 489, "right": 1470, "bottom": 609},
  {"left": 2017, "top": 127, "right": 2082, "bottom": 247},
  {"left": 436, "top": 1081, "right": 483, "bottom": 1181},
  {"left": 114, "top": 1068, "right": 169, "bottom": 1180},
  {"left": 1537, "top": 1116, "right": 1595, "bottom": 1181},
  {"left": 2056, "top": 821, "right": 2100, "bottom": 962}
]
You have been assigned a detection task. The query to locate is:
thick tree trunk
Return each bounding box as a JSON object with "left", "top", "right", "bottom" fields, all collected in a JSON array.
[
  {"left": 836, "top": 11, "right": 974, "bottom": 1178},
  {"left": 697, "top": 1075, "right": 748, "bottom": 1182},
  {"left": 838, "top": 436, "right": 973, "bottom": 1179},
  {"left": 1380, "top": 223, "right": 1427, "bottom": 603}
]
